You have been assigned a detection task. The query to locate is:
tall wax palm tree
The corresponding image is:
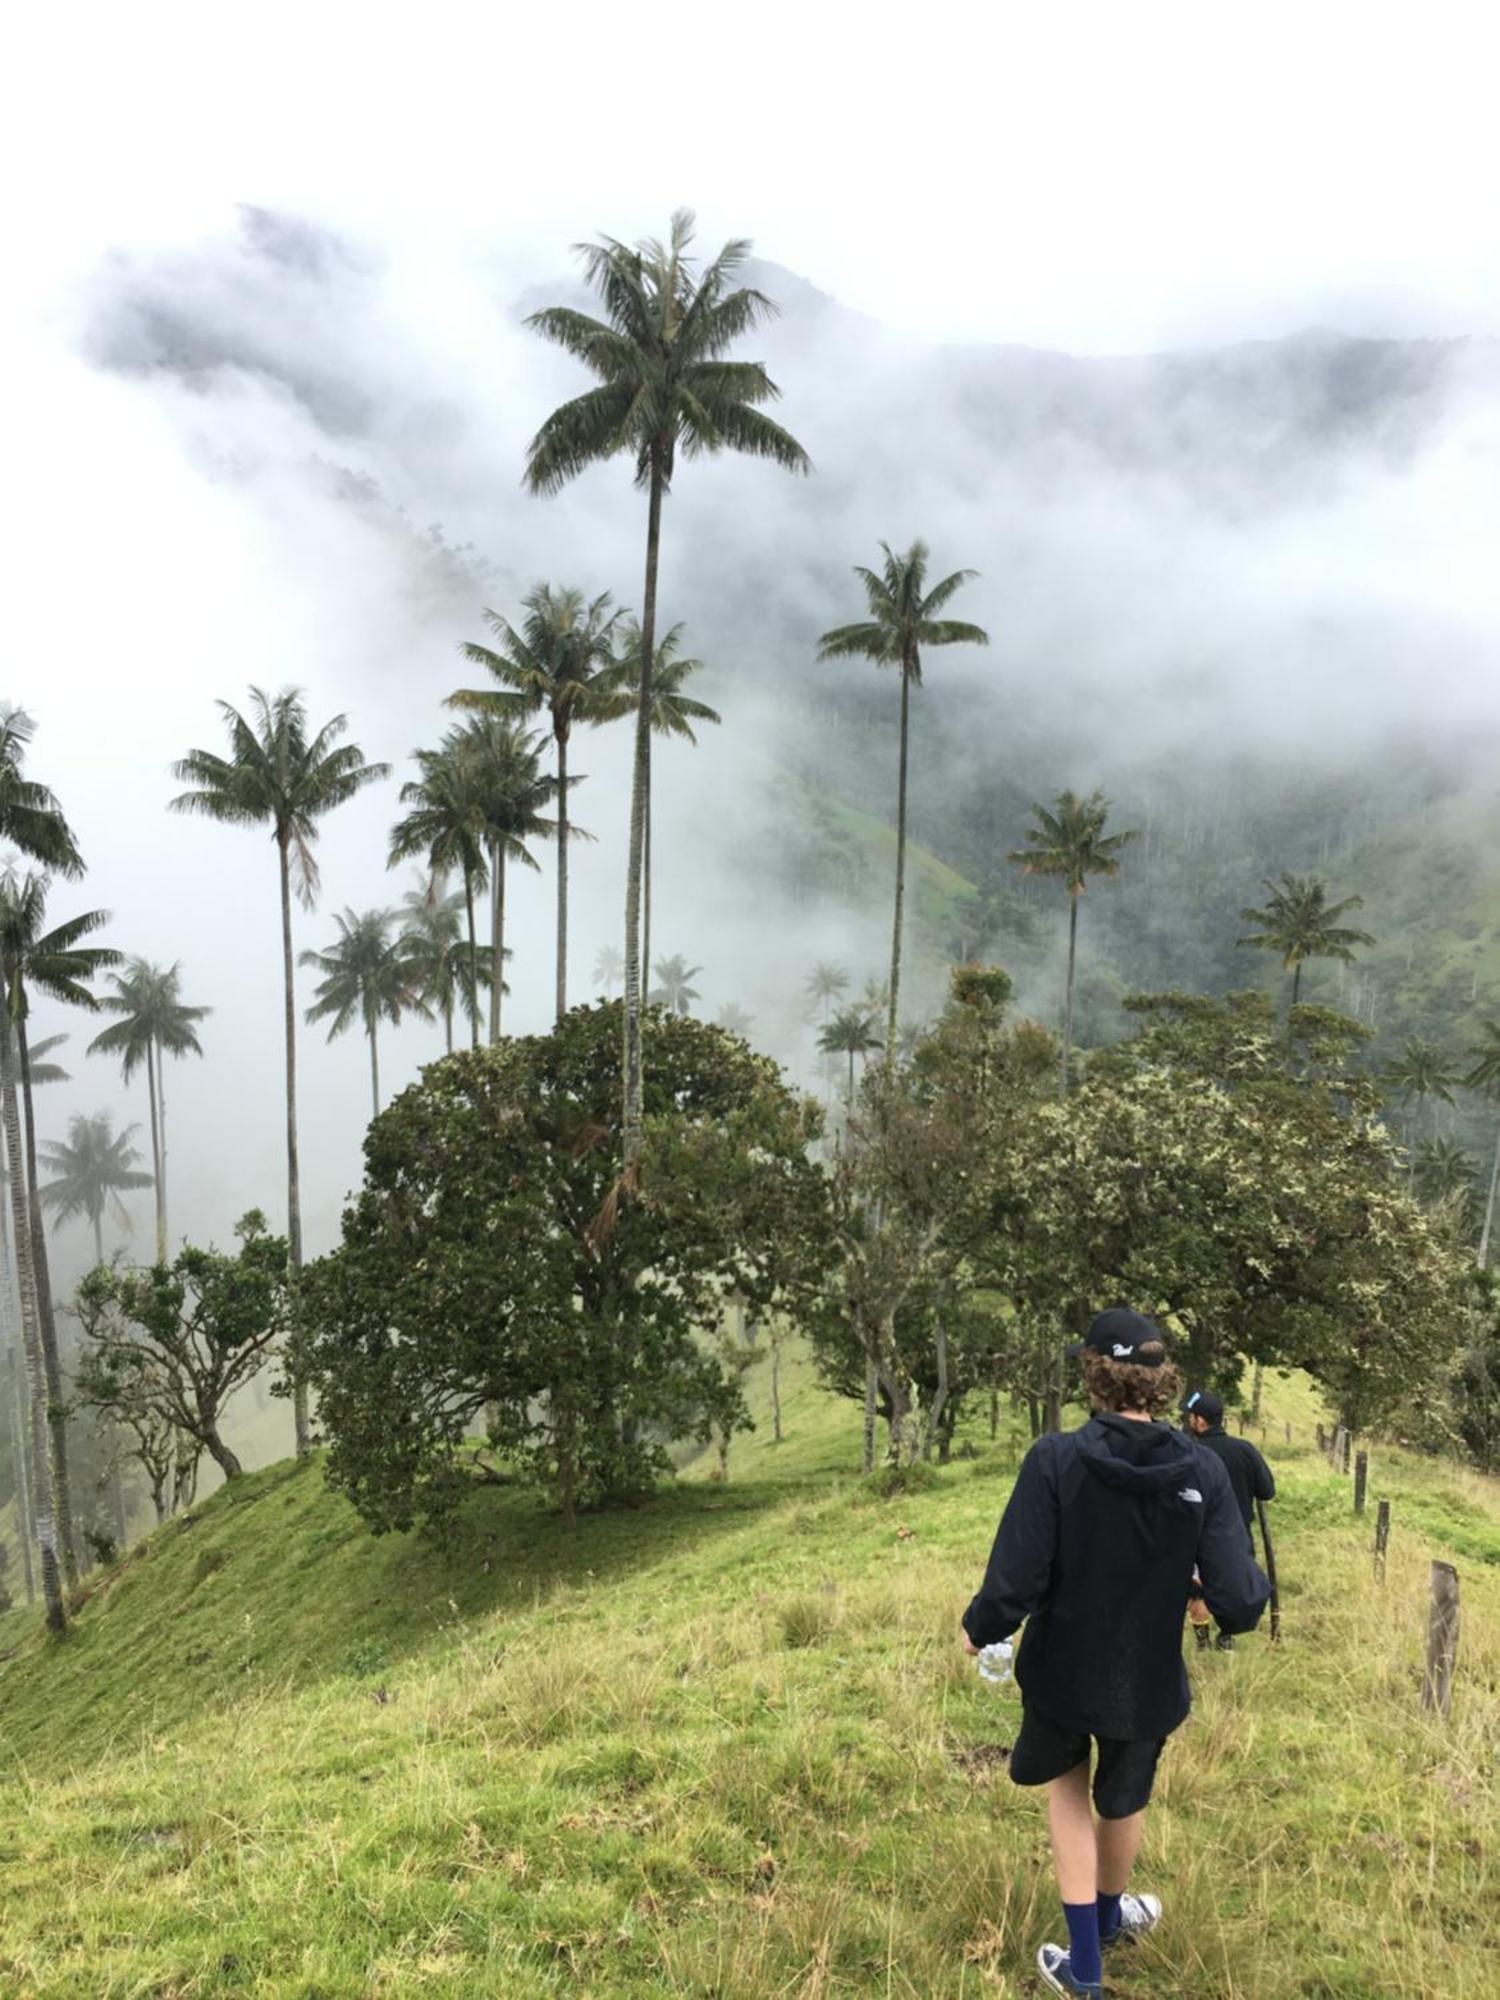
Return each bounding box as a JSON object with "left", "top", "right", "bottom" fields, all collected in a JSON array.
[
  {"left": 301, "top": 908, "right": 422, "bottom": 1118},
  {"left": 649, "top": 955, "right": 703, "bottom": 1016},
  {"left": 804, "top": 961, "right": 849, "bottom": 1024},
  {"left": 87, "top": 959, "right": 208, "bottom": 1263},
  {"left": 1412, "top": 1137, "right": 1478, "bottom": 1212},
  {"left": 593, "top": 944, "right": 625, "bottom": 997},
  {"left": 389, "top": 733, "right": 490, "bottom": 1053},
  {"left": 397, "top": 875, "right": 480, "bottom": 1055},
  {"left": 614, "top": 620, "right": 719, "bottom": 981},
  {"left": 171, "top": 687, "right": 389, "bottom": 1456},
  {"left": 1237, "top": 873, "right": 1375, "bottom": 1007},
  {"left": 0, "top": 867, "right": 118, "bottom": 1592},
  {"left": 1009, "top": 789, "right": 1138, "bottom": 1097},
  {"left": 0, "top": 708, "right": 84, "bottom": 1628},
  {"left": 819, "top": 1006, "right": 883, "bottom": 1107},
  {"left": 716, "top": 1002, "right": 755, "bottom": 1040},
  {"left": 39, "top": 1111, "right": 152, "bottom": 1265},
  {"left": 0, "top": 708, "right": 86, "bottom": 880},
  {"left": 451, "top": 585, "right": 618, "bottom": 1022},
  {"left": 1465, "top": 1018, "right": 1500, "bottom": 1266},
  {"left": 458, "top": 715, "right": 557, "bottom": 1040},
  {"left": 525, "top": 209, "right": 810, "bottom": 1158},
  {"left": 818, "top": 542, "right": 989, "bottom": 1058},
  {"left": 1382, "top": 1038, "right": 1461, "bottom": 1165}
]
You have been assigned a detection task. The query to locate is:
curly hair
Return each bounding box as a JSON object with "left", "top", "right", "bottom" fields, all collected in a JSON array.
[{"left": 1082, "top": 1344, "right": 1181, "bottom": 1417}]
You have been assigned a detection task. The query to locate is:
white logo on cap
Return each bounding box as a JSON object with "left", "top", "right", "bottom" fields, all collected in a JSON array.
[
  {"left": 1180, "top": 1489, "right": 1202, "bottom": 1503},
  {"left": 1112, "top": 1343, "right": 1134, "bottom": 1357}
]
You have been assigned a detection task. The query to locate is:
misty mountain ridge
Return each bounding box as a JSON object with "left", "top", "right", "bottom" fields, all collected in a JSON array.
[
  {"left": 47, "top": 202, "right": 1500, "bottom": 1273},
  {"left": 88, "top": 209, "right": 1500, "bottom": 504}
]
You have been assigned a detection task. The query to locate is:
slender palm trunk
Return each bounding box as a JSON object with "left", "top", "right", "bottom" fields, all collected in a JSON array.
[
  {"left": 1, "top": 1027, "right": 62, "bottom": 1629},
  {"left": 489, "top": 843, "right": 504, "bottom": 1043},
  {"left": 623, "top": 460, "right": 665, "bottom": 1163},
  {"left": 109, "top": 1445, "right": 127, "bottom": 1550},
  {"left": 368, "top": 1012, "right": 380, "bottom": 1120},
  {"left": 18, "top": 1017, "right": 77, "bottom": 1585},
  {"left": 1479, "top": 1120, "right": 1500, "bottom": 1267},
  {"left": 555, "top": 728, "right": 569, "bottom": 1022},
  {"left": 462, "top": 866, "right": 479, "bottom": 1051},
  {"left": 145, "top": 1037, "right": 166, "bottom": 1263},
  {"left": 278, "top": 834, "right": 309, "bottom": 1459},
  {"left": 157, "top": 1035, "right": 170, "bottom": 1258},
  {"left": 861, "top": 1357, "right": 878, "bottom": 1474},
  {"left": 888, "top": 667, "right": 911, "bottom": 1059},
  {"left": 9, "top": 1348, "right": 36, "bottom": 1602},
  {"left": 92, "top": 1212, "right": 103, "bottom": 1267},
  {"left": 493, "top": 844, "right": 507, "bottom": 1040},
  {"left": 442, "top": 995, "right": 454, "bottom": 1056},
  {"left": 1290, "top": 962, "right": 1303, "bottom": 1008},
  {"left": 642, "top": 791, "right": 652, "bottom": 1010},
  {"left": 1060, "top": 892, "right": 1080, "bottom": 1099}
]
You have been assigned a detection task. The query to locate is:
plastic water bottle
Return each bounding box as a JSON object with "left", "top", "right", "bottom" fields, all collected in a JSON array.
[{"left": 976, "top": 1639, "right": 1014, "bottom": 1684}]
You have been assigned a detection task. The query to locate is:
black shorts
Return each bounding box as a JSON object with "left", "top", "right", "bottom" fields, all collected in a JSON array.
[{"left": 1009, "top": 1705, "right": 1165, "bottom": 1818}]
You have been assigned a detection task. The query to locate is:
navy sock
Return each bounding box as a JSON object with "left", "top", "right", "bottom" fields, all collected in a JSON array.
[
  {"left": 1097, "top": 1890, "right": 1123, "bottom": 1940},
  {"left": 1063, "top": 1902, "right": 1103, "bottom": 1985}
]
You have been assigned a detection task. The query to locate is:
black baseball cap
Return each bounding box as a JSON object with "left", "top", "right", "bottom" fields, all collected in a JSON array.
[
  {"left": 1067, "top": 1308, "right": 1168, "bottom": 1367},
  {"left": 1181, "top": 1388, "right": 1224, "bottom": 1425}
]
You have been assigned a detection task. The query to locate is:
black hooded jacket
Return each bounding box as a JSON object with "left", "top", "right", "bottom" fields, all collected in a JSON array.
[
  {"left": 963, "top": 1414, "right": 1270, "bottom": 1741},
  {"left": 1193, "top": 1423, "right": 1275, "bottom": 1531}
]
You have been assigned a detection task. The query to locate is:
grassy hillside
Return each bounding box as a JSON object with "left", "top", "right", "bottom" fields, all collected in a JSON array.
[{"left": 1, "top": 1353, "right": 1497, "bottom": 1997}]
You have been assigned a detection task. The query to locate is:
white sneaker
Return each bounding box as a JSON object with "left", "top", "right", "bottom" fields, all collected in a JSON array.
[
  {"left": 1035, "top": 1944, "right": 1103, "bottom": 1996},
  {"left": 1103, "top": 1891, "right": 1162, "bottom": 1948}
]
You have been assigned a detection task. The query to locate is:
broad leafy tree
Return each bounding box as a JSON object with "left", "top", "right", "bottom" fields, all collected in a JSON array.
[
  {"left": 1237, "top": 872, "right": 1374, "bottom": 1006},
  {"left": 1010, "top": 789, "right": 1138, "bottom": 1095},
  {"left": 302, "top": 1004, "right": 831, "bottom": 1531},
  {"left": 988, "top": 991, "right": 1474, "bottom": 1425},
  {"left": 819, "top": 542, "right": 988, "bottom": 1058},
  {"left": 74, "top": 1212, "right": 289, "bottom": 1482},
  {"left": 452, "top": 586, "right": 616, "bottom": 1021},
  {"left": 301, "top": 908, "right": 423, "bottom": 1118},
  {"left": 171, "top": 688, "right": 388, "bottom": 1456},
  {"left": 87, "top": 959, "right": 209, "bottom": 1262},
  {"left": 525, "top": 210, "right": 810, "bottom": 1157},
  {"left": 39, "top": 1111, "right": 152, "bottom": 1265}
]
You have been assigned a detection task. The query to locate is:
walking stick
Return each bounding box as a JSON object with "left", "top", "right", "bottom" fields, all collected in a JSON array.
[{"left": 1256, "top": 1496, "right": 1281, "bottom": 1643}]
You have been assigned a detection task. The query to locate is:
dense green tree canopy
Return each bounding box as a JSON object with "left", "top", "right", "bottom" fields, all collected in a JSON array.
[{"left": 301, "top": 1003, "right": 832, "bottom": 1532}]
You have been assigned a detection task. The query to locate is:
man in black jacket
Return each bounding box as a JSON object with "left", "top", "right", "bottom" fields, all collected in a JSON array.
[
  {"left": 1181, "top": 1388, "right": 1277, "bottom": 1653},
  {"left": 962, "top": 1310, "right": 1268, "bottom": 1999}
]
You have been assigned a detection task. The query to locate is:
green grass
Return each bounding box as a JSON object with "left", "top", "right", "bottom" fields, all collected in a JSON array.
[{"left": 1, "top": 1358, "right": 1497, "bottom": 1996}]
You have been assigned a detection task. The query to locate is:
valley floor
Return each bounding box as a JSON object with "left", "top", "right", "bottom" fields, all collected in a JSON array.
[{"left": 0, "top": 1350, "right": 1496, "bottom": 1997}]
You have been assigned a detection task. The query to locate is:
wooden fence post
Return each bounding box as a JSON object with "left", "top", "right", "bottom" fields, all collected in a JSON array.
[
  {"left": 1316, "top": 1422, "right": 1326, "bottom": 1455},
  {"left": 1354, "top": 1450, "right": 1368, "bottom": 1515},
  {"left": 1340, "top": 1430, "right": 1352, "bottom": 1475},
  {"left": 1374, "top": 1499, "right": 1390, "bottom": 1581},
  {"left": 1422, "top": 1561, "right": 1460, "bottom": 1718}
]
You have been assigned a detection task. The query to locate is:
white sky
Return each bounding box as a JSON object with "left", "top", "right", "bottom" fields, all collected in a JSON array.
[{"left": 7, "top": 0, "right": 1497, "bottom": 351}]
